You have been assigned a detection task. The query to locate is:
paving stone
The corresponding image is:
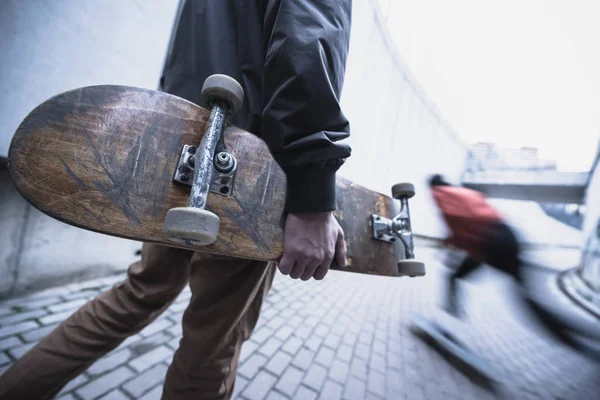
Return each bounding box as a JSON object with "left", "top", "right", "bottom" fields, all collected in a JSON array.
[
  {"left": 0, "top": 309, "right": 48, "bottom": 325},
  {"left": 320, "top": 379, "right": 344, "bottom": 400},
  {"left": 8, "top": 342, "right": 35, "bottom": 359},
  {"left": 323, "top": 334, "right": 342, "bottom": 350},
  {"left": 292, "top": 348, "right": 315, "bottom": 370},
  {"left": 295, "top": 325, "right": 313, "bottom": 339},
  {"left": 350, "top": 357, "right": 367, "bottom": 379},
  {"left": 265, "top": 351, "right": 293, "bottom": 376},
  {"left": 57, "top": 374, "right": 89, "bottom": 396},
  {"left": 313, "top": 325, "right": 330, "bottom": 338},
  {"left": 329, "top": 359, "right": 350, "bottom": 384},
  {"left": 139, "top": 383, "right": 163, "bottom": 400},
  {"left": 367, "top": 370, "right": 385, "bottom": 398},
  {"left": 281, "top": 336, "right": 303, "bottom": 355},
  {"left": 129, "top": 331, "right": 172, "bottom": 355},
  {"left": 98, "top": 389, "right": 130, "bottom": 400},
  {"left": 303, "top": 363, "right": 328, "bottom": 391},
  {"left": 47, "top": 298, "right": 87, "bottom": 313},
  {"left": 129, "top": 345, "right": 173, "bottom": 372},
  {"left": 239, "top": 340, "right": 259, "bottom": 363},
  {"left": 241, "top": 370, "right": 277, "bottom": 400},
  {"left": 343, "top": 377, "right": 366, "bottom": 400},
  {"left": 20, "top": 323, "right": 59, "bottom": 342},
  {"left": 231, "top": 376, "right": 249, "bottom": 400},
  {"left": 372, "top": 339, "right": 386, "bottom": 356},
  {"left": 287, "top": 315, "right": 304, "bottom": 328},
  {"left": 268, "top": 315, "right": 286, "bottom": 331},
  {"left": 238, "top": 353, "right": 268, "bottom": 379},
  {"left": 0, "top": 352, "right": 11, "bottom": 365},
  {"left": 88, "top": 348, "right": 133, "bottom": 375},
  {"left": 315, "top": 346, "right": 336, "bottom": 368},
  {"left": 140, "top": 318, "right": 173, "bottom": 337},
  {"left": 167, "top": 337, "right": 181, "bottom": 351},
  {"left": 274, "top": 325, "right": 294, "bottom": 342},
  {"left": 40, "top": 310, "right": 77, "bottom": 325},
  {"left": 169, "top": 300, "right": 188, "bottom": 313},
  {"left": 341, "top": 332, "right": 358, "bottom": 347},
  {"left": 293, "top": 385, "right": 318, "bottom": 400},
  {"left": 304, "top": 335, "right": 324, "bottom": 352},
  {"left": 169, "top": 323, "right": 183, "bottom": 337},
  {"left": 264, "top": 390, "right": 288, "bottom": 400},
  {"left": 0, "top": 336, "right": 22, "bottom": 351},
  {"left": 123, "top": 364, "right": 169, "bottom": 398},
  {"left": 370, "top": 353, "right": 386, "bottom": 373},
  {"left": 252, "top": 326, "right": 275, "bottom": 344},
  {"left": 0, "top": 320, "right": 38, "bottom": 338},
  {"left": 336, "top": 344, "right": 353, "bottom": 363},
  {"left": 274, "top": 366, "right": 304, "bottom": 397},
  {"left": 57, "top": 394, "right": 77, "bottom": 400},
  {"left": 62, "top": 290, "right": 98, "bottom": 301},
  {"left": 354, "top": 343, "right": 370, "bottom": 360},
  {"left": 404, "top": 382, "right": 425, "bottom": 399},
  {"left": 75, "top": 366, "right": 134, "bottom": 400},
  {"left": 257, "top": 338, "right": 282, "bottom": 358}
]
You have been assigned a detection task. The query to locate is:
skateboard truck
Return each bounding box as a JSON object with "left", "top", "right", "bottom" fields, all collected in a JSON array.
[
  {"left": 172, "top": 145, "right": 237, "bottom": 197},
  {"left": 163, "top": 74, "right": 244, "bottom": 246},
  {"left": 371, "top": 183, "right": 426, "bottom": 277}
]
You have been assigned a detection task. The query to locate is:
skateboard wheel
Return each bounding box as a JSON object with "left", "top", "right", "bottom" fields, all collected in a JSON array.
[
  {"left": 163, "top": 207, "right": 220, "bottom": 245},
  {"left": 397, "top": 259, "right": 425, "bottom": 277},
  {"left": 201, "top": 74, "right": 244, "bottom": 116},
  {"left": 392, "top": 183, "right": 415, "bottom": 199}
]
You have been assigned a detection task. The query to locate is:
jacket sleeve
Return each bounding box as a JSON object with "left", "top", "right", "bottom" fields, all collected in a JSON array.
[{"left": 261, "top": 0, "right": 353, "bottom": 213}]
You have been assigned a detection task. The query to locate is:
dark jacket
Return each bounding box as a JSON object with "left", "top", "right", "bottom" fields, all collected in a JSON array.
[{"left": 160, "top": 0, "right": 353, "bottom": 213}]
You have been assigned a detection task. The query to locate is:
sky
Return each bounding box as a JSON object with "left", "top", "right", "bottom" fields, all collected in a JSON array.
[{"left": 383, "top": 0, "right": 600, "bottom": 172}]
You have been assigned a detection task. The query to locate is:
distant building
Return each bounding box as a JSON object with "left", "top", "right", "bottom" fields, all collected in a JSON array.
[{"left": 466, "top": 142, "right": 558, "bottom": 172}]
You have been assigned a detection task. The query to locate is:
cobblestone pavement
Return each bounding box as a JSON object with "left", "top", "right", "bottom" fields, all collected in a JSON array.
[{"left": 0, "top": 248, "right": 599, "bottom": 399}]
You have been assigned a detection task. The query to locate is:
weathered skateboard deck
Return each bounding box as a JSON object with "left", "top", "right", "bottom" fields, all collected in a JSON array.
[
  {"left": 410, "top": 313, "right": 501, "bottom": 382},
  {"left": 8, "top": 80, "right": 425, "bottom": 277}
]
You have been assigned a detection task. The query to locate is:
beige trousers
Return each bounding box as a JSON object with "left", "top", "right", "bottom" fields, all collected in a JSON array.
[{"left": 0, "top": 243, "right": 276, "bottom": 399}]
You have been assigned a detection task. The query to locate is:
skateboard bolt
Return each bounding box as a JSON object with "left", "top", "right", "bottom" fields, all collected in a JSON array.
[
  {"left": 180, "top": 173, "right": 189, "bottom": 181},
  {"left": 215, "top": 152, "right": 234, "bottom": 173}
]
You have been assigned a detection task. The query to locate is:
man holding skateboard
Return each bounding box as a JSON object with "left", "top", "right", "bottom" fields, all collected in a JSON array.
[{"left": 0, "top": 1, "right": 352, "bottom": 399}]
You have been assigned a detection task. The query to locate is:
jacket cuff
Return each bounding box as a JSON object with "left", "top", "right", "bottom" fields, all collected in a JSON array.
[{"left": 284, "top": 164, "right": 337, "bottom": 213}]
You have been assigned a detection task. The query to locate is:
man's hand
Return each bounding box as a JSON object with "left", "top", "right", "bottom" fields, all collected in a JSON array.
[{"left": 278, "top": 212, "right": 347, "bottom": 280}]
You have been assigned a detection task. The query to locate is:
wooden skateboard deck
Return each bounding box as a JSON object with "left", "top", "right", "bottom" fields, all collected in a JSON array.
[
  {"left": 410, "top": 313, "right": 501, "bottom": 382},
  {"left": 8, "top": 84, "right": 423, "bottom": 277}
]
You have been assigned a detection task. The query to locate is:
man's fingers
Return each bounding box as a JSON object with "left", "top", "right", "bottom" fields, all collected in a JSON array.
[
  {"left": 300, "top": 262, "right": 320, "bottom": 281},
  {"left": 313, "top": 261, "right": 330, "bottom": 280},
  {"left": 290, "top": 260, "right": 307, "bottom": 279},
  {"left": 278, "top": 254, "right": 294, "bottom": 275},
  {"left": 335, "top": 230, "right": 348, "bottom": 267}
]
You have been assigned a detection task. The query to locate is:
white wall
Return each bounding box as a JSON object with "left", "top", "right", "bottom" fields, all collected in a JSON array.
[
  {"left": 338, "top": 0, "right": 467, "bottom": 238},
  {"left": 0, "top": 0, "right": 181, "bottom": 157},
  {"left": 0, "top": 0, "right": 181, "bottom": 298}
]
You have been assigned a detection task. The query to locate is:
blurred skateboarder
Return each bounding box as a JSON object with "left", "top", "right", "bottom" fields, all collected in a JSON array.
[
  {"left": 428, "top": 174, "right": 522, "bottom": 317},
  {"left": 428, "top": 174, "right": 600, "bottom": 358}
]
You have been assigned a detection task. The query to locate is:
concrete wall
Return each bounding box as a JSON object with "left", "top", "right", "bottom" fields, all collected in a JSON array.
[
  {"left": 580, "top": 143, "right": 600, "bottom": 291},
  {"left": 0, "top": 0, "right": 180, "bottom": 298},
  {"left": 0, "top": 0, "right": 181, "bottom": 157},
  {"left": 338, "top": 0, "right": 467, "bottom": 238}
]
